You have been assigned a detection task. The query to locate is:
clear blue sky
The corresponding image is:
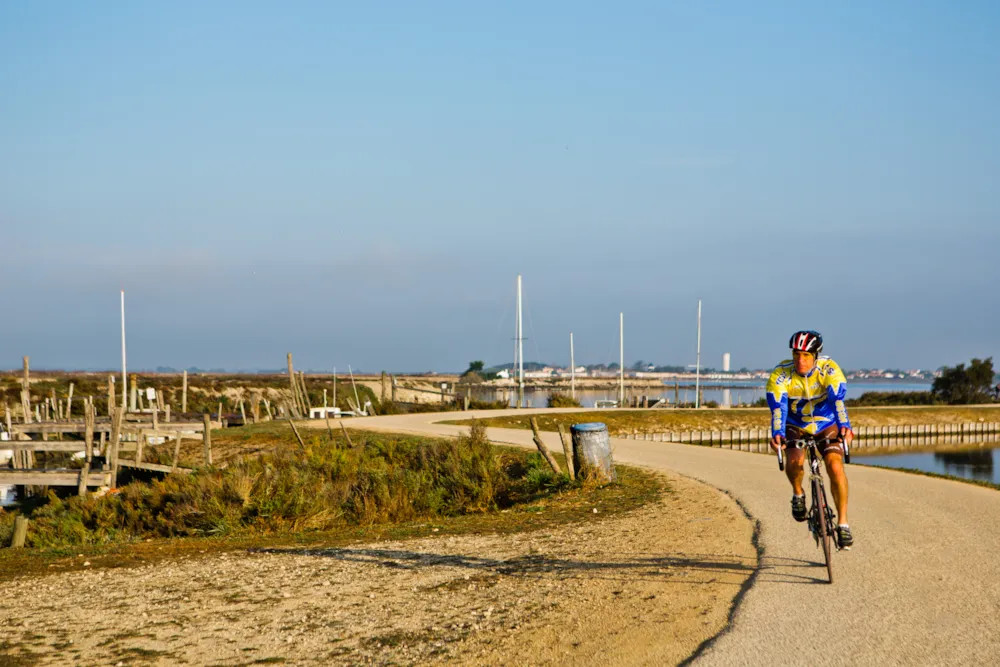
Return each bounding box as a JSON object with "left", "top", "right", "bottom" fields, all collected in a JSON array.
[{"left": 2, "top": 1, "right": 998, "bottom": 372}]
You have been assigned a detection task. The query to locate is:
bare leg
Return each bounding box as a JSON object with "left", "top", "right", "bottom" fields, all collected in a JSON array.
[
  {"left": 785, "top": 448, "right": 806, "bottom": 496},
  {"left": 824, "top": 452, "right": 849, "bottom": 524}
]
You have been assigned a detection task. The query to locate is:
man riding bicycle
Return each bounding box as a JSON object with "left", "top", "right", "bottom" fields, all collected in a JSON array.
[{"left": 767, "top": 330, "right": 855, "bottom": 548}]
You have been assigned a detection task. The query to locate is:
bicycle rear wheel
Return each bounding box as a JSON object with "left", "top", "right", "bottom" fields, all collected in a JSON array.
[{"left": 812, "top": 478, "right": 833, "bottom": 584}]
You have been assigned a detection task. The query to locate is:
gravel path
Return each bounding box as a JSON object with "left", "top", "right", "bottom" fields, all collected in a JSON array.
[{"left": 0, "top": 461, "right": 753, "bottom": 665}]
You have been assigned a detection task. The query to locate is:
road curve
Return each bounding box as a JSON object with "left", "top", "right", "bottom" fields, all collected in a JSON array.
[{"left": 334, "top": 409, "right": 1000, "bottom": 666}]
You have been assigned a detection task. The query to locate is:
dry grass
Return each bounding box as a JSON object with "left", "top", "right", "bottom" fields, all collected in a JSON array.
[{"left": 447, "top": 405, "right": 1000, "bottom": 436}]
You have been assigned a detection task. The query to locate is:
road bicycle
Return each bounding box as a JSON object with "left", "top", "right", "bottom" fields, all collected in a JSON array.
[{"left": 777, "top": 435, "right": 850, "bottom": 584}]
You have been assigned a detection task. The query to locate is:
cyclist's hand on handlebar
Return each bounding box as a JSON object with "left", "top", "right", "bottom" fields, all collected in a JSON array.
[
  {"left": 770, "top": 435, "right": 786, "bottom": 452},
  {"left": 839, "top": 427, "right": 854, "bottom": 447}
]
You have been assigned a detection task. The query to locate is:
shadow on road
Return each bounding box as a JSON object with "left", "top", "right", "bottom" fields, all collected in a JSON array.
[
  {"left": 758, "top": 555, "right": 829, "bottom": 585},
  {"left": 249, "top": 546, "right": 756, "bottom": 585}
]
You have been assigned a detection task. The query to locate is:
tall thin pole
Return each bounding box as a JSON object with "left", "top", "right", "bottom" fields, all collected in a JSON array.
[
  {"left": 695, "top": 299, "right": 702, "bottom": 409},
  {"left": 121, "top": 290, "right": 128, "bottom": 412},
  {"left": 570, "top": 332, "right": 575, "bottom": 400},
  {"left": 619, "top": 312, "right": 624, "bottom": 406},
  {"left": 513, "top": 277, "right": 519, "bottom": 407},
  {"left": 517, "top": 274, "right": 524, "bottom": 409},
  {"left": 333, "top": 367, "right": 337, "bottom": 409},
  {"left": 349, "top": 365, "right": 361, "bottom": 414}
]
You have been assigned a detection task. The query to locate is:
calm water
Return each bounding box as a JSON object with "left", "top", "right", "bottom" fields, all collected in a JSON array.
[
  {"left": 854, "top": 445, "right": 1000, "bottom": 485},
  {"left": 494, "top": 381, "right": 932, "bottom": 408}
]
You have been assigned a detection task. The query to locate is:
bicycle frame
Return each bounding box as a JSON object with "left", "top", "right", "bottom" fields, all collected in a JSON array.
[{"left": 777, "top": 436, "right": 844, "bottom": 553}]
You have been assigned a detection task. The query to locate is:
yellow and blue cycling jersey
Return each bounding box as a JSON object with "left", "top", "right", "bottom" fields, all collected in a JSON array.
[{"left": 765, "top": 357, "right": 852, "bottom": 438}]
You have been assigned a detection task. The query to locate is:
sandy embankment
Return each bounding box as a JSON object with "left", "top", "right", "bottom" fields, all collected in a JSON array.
[{"left": 0, "top": 473, "right": 755, "bottom": 666}]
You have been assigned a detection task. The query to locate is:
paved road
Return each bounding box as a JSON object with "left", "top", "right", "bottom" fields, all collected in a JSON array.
[{"left": 336, "top": 409, "right": 1000, "bottom": 666}]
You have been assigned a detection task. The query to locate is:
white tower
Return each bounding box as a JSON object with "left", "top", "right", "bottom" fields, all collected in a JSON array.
[{"left": 723, "top": 352, "right": 731, "bottom": 373}]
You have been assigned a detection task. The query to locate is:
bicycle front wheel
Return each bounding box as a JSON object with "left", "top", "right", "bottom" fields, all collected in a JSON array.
[{"left": 812, "top": 478, "right": 833, "bottom": 584}]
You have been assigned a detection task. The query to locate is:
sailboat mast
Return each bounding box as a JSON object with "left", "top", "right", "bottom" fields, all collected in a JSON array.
[
  {"left": 570, "top": 332, "right": 575, "bottom": 400},
  {"left": 619, "top": 312, "right": 624, "bottom": 406},
  {"left": 121, "top": 290, "right": 128, "bottom": 412},
  {"left": 517, "top": 274, "right": 524, "bottom": 408},
  {"left": 695, "top": 299, "right": 702, "bottom": 409}
]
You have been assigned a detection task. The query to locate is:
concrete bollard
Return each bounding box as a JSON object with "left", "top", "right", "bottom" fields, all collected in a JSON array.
[{"left": 571, "top": 422, "right": 616, "bottom": 483}]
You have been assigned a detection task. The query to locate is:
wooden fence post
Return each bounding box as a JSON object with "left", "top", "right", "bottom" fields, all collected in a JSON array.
[
  {"left": 299, "top": 371, "right": 312, "bottom": 413},
  {"left": 11, "top": 516, "right": 28, "bottom": 548},
  {"left": 109, "top": 407, "right": 124, "bottom": 488},
  {"left": 287, "top": 354, "right": 300, "bottom": 417},
  {"left": 77, "top": 403, "right": 94, "bottom": 496},
  {"left": 171, "top": 433, "right": 182, "bottom": 471},
  {"left": 21, "top": 357, "right": 31, "bottom": 424},
  {"left": 557, "top": 424, "right": 575, "bottom": 480},
  {"left": 135, "top": 430, "right": 145, "bottom": 467},
  {"left": 181, "top": 370, "right": 188, "bottom": 414},
  {"left": 529, "top": 417, "right": 561, "bottom": 474},
  {"left": 203, "top": 414, "right": 213, "bottom": 465}
]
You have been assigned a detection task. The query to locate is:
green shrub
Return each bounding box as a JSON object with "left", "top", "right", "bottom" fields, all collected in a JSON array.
[
  {"left": 0, "top": 422, "right": 574, "bottom": 548},
  {"left": 547, "top": 393, "right": 582, "bottom": 408}
]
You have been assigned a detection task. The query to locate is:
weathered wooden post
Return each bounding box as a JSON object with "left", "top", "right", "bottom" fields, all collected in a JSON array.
[
  {"left": 202, "top": 414, "right": 213, "bottom": 465},
  {"left": 288, "top": 418, "right": 307, "bottom": 449},
  {"left": 20, "top": 357, "right": 31, "bottom": 424},
  {"left": 529, "top": 417, "right": 561, "bottom": 474},
  {"left": 557, "top": 424, "right": 576, "bottom": 480},
  {"left": 340, "top": 421, "right": 355, "bottom": 448},
  {"left": 171, "top": 433, "right": 182, "bottom": 471},
  {"left": 135, "top": 429, "right": 146, "bottom": 467},
  {"left": 299, "top": 372, "right": 312, "bottom": 412},
  {"left": 11, "top": 516, "right": 28, "bottom": 548},
  {"left": 165, "top": 403, "right": 171, "bottom": 423},
  {"left": 109, "top": 407, "right": 124, "bottom": 488},
  {"left": 181, "top": 370, "right": 188, "bottom": 414},
  {"left": 391, "top": 375, "right": 397, "bottom": 402},
  {"left": 381, "top": 371, "right": 388, "bottom": 406},
  {"left": 287, "top": 355, "right": 301, "bottom": 417},
  {"left": 570, "top": 422, "right": 616, "bottom": 482},
  {"left": 66, "top": 382, "right": 74, "bottom": 420},
  {"left": 107, "top": 375, "right": 116, "bottom": 416},
  {"left": 77, "top": 403, "right": 95, "bottom": 496},
  {"left": 239, "top": 400, "right": 247, "bottom": 425},
  {"left": 130, "top": 374, "right": 138, "bottom": 413}
]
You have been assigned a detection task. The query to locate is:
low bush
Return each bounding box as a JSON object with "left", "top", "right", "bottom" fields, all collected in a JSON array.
[
  {"left": 547, "top": 393, "right": 582, "bottom": 408},
  {"left": 0, "top": 422, "right": 576, "bottom": 548}
]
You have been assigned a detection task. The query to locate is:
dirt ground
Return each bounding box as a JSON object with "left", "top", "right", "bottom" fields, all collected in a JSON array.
[{"left": 0, "top": 472, "right": 755, "bottom": 666}]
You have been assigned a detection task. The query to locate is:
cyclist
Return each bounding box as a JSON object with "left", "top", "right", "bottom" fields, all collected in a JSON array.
[{"left": 767, "top": 331, "right": 855, "bottom": 548}]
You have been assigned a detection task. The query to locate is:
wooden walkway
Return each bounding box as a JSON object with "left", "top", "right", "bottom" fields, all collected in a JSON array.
[{"left": 2, "top": 406, "right": 206, "bottom": 494}]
